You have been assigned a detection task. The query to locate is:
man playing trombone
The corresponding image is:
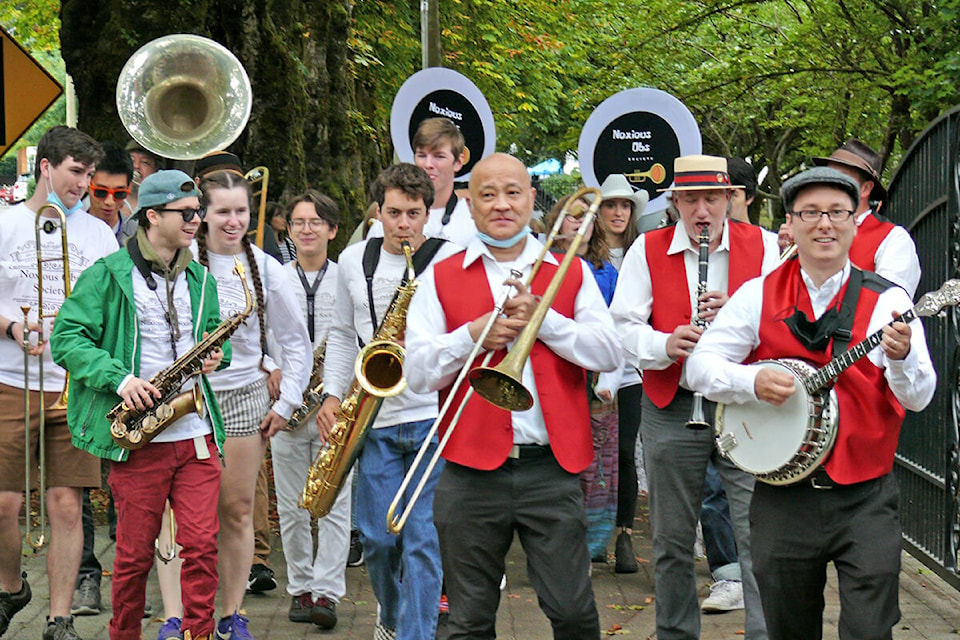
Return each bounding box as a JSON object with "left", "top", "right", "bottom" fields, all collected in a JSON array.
[
  {"left": 0, "top": 127, "right": 117, "bottom": 640},
  {"left": 405, "top": 153, "right": 622, "bottom": 639}
]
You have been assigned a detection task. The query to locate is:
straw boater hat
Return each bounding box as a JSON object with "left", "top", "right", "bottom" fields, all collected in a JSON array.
[
  {"left": 812, "top": 138, "right": 886, "bottom": 204},
  {"left": 659, "top": 154, "right": 742, "bottom": 192},
  {"left": 597, "top": 173, "right": 650, "bottom": 213}
]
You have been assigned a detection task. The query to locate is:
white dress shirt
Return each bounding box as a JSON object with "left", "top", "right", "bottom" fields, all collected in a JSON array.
[
  {"left": 685, "top": 261, "right": 936, "bottom": 412},
  {"left": 857, "top": 209, "right": 921, "bottom": 298},
  {"left": 406, "top": 235, "right": 622, "bottom": 445},
  {"left": 609, "top": 220, "right": 780, "bottom": 390}
]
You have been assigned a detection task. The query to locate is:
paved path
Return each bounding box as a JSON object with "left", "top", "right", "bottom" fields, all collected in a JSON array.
[{"left": 8, "top": 501, "right": 960, "bottom": 639}]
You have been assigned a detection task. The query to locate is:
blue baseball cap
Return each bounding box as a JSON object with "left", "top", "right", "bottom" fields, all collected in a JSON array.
[{"left": 137, "top": 169, "right": 199, "bottom": 212}]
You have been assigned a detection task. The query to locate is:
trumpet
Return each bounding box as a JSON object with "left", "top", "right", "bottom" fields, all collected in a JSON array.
[
  {"left": 624, "top": 163, "right": 667, "bottom": 185},
  {"left": 386, "top": 187, "right": 602, "bottom": 534}
]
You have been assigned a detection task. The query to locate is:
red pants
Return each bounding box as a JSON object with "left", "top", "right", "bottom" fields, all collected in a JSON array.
[{"left": 108, "top": 435, "right": 221, "bottom": 640}]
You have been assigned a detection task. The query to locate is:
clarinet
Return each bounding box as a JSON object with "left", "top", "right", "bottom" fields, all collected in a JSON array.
[{"left": 685, "top": 225, "right": 711, "bottom": 430}]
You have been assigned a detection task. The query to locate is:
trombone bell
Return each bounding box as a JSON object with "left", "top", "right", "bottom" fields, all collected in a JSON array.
[{"left": 468, "top": 363, "right": 533, "bottom": 412}]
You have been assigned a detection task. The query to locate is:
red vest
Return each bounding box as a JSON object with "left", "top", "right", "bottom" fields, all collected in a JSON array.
[
  {"left": 432, "top": 252, "right": 593, "bottom": 473},
  {"left": 644, "top": 221, "right": 767, "bottom": 408},
  {"left": 750, "top": 260, "right": 905, "bottom": 484},
  {"left": 849, "top": 212, "right": 895, "bottom": 272}
]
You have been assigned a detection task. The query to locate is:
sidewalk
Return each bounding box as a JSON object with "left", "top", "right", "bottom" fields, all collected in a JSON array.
[{"left": 8, "top": 500, "right": 960, "bottom": 639}]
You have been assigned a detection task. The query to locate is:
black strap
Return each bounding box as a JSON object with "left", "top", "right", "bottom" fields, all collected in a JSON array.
[
  {"left": 831, "top": 267, "right": 864, "bottom": 356},
  {"left": 441, "top": 193, "right": 458, "bottom": 226},
  {"left": 126, "top": 240, "right": 158, "bottom": 291},
  {"left": 295, "top": 259, "right": 329, "bottom": 343},
  {"left": 360, "top": 237, "right": 447, "bottom": 344}
]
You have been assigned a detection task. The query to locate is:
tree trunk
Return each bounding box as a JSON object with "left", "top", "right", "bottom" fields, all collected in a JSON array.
[{"left": 59, "top": 0, "right": 381, "bottom": 252}]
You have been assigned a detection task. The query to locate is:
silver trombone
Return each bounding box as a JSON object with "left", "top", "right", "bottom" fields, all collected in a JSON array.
[{"left": 385, "top": 187, "right": 602, "bottom": 534}]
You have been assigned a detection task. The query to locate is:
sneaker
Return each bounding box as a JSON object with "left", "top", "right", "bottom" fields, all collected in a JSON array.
[
  {"left": 614, "top": 531, "right": 639, "bottom": 573},
  {"left": 143, "top": 601, "right": 155, "bottom": 619},
  {"left": 310, "top": 596, "right": 337, "bottom": 630},
  {"left": 70, "top": 576, "right": 101, "bottom": 616},
  {"left": 0, "top": 572, "right": 32, "bottom": 637},
  {"left": 288, "top": 594, "right": 314, "bottom": 623},
  {"left": 157, "top": 617, "right": 183, "bottom": 640},
  {"left": 41, "top": 615, "right": 81, "bottom": 640},
  {"left": 347, "top": 530, "right": 364, "bottom": 567},
  {"left": 373, "top": 620, "right": 396, "bottom": 640},
  {"left": 701, "top": 579, "right": 744, "bottom": 613},
  {"left": 216, "top": 613, "right": 255, "bottom": 640},
  {"left": 245, "top": 565, "right": 276, "bottom": 594}
]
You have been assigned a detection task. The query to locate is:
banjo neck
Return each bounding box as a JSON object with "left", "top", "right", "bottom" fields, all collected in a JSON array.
[{"left": 804, "top": 307, "right": 918, "bottom": 395}]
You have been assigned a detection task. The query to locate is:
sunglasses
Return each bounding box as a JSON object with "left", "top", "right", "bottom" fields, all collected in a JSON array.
[
  {"left": 90, "top": 185, "right": 130, "bottom": 201},
  {"left": 155, "top": 207, "right": 206, "bottom": 222}
]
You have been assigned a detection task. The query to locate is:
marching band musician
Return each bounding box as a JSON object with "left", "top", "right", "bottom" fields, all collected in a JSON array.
[
  {"left": 316, "top": 163, "right": 461, "bottom": 640},
  {"left": 50, "top": 170, "right": 229, "bottom": 640},
  {"left": 0, "top": 126, "right": 115, "bottom": 640},
  {"left": 270, "top": 190, "right": 346, "bottom": 629},
  {"left": 686, "top": 167, "right": 936, "bottom": 639},
  {"left": 405, "top": 153, "right": 622, "bottom": 639},
  {"left": 609, "top": 155, "right": 779, "bottom": 640},
  {"left": 191, "top": 170, "right": 311, "bottom": 640}
]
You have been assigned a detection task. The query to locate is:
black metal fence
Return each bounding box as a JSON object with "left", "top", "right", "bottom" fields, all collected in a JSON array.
[{"left": 885, "top": 105, "right": 960, "bottom": 588}]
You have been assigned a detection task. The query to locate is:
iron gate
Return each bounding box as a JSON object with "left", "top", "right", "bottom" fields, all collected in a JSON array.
[{"left": 885, "top": 105, "right": 960, "bottom": 588}]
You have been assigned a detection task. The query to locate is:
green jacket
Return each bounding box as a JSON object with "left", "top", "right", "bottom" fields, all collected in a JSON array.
[{"left": 50, "top": 248, "right": 231, "bottom": 462}]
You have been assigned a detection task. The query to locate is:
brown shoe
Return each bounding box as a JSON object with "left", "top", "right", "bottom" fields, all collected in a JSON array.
[
  {"left": 182, "top": 632, "right": 212, "bottom": 640},
  {"left": 615, "top": 531, "right": 639, "bottom": 573}
]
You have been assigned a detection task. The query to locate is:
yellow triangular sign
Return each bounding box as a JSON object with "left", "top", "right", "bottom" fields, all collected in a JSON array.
[{"left": 1, "top": 26, "right": 63, "bottom": 156}]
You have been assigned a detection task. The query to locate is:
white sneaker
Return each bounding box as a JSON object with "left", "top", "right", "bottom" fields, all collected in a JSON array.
[{"left": 701, "top": 579, "right": 744, "bottom": 613}]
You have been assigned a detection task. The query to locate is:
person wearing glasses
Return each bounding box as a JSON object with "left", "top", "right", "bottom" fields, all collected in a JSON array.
[
  {"left": 50, "top": 169, "right": 231, "bottom": 640},
  {"left": 85, "top": 141, "right": 138, "bottom": 246},
  {"left": 686, "top": 167, "right": 936, "bottom": 639}
]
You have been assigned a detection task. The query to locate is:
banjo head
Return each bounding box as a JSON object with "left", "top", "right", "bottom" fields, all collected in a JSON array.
[{"left": 716, "top": 359, "right": 836, "bottom": 479}]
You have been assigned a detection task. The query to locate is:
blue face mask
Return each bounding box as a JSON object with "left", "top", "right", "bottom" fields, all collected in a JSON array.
[
  {"left": 478, "top": 225, "right": 531, "bottom": 249},
  {"left": 46, "top": 175, "right": 85, "bottom": 217}
]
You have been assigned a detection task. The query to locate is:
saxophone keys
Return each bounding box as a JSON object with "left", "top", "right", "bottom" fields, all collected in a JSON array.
[
  {"left": 127, "top": 429, "right": 143, "bottom": 445},
  {"left": 142, "top": 414, "right": 159, "bottom": 434},
  {"left": 156, "top": 403, "right": 174, "bottom": 421}
]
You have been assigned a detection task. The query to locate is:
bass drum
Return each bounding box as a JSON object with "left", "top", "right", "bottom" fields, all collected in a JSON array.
[{"left": 715, "top": 359, "right": 839, "bottom": 485}]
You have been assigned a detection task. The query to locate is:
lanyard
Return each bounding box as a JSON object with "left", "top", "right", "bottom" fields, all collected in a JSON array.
[{"left": 296, "top": 259, "right": 329, "bottom": 343}]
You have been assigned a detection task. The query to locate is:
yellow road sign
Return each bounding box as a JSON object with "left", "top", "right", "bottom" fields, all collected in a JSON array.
[{"left": 1, "top": 26, "right": 63, "bottom": 156}]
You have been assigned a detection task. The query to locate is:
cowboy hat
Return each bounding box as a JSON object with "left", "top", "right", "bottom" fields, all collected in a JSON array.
[
  {"left": 812, "top": 138, "right": 886, "bottom": 204},
  {"left": 598, "top": 173, "right": 649, "bottom": 214}
]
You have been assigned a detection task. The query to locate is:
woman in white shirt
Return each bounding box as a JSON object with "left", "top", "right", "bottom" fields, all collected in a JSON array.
[{"left": 193, "top": 170, "right": 311, "bottom": 640}]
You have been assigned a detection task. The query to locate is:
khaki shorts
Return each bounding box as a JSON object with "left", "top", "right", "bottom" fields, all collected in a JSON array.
[{"left": 0, "top": 382, "right": 101, "bottom": 492}]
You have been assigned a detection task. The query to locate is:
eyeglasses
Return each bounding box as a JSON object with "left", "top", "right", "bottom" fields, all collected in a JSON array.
[
  {"left": 789, "top": 209, "right": 855, "bottom": 223},
  {"left": 90, "top": 185, "right": 130, "bottom": 201},
  {"left": 155, "top": 207, "right": 206, "bottom": 222},
  {"left": 289, "top": 218, "right": 329, "bottom": 231}
]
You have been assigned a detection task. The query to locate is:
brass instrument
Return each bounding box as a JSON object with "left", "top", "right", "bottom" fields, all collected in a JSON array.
[
  {"left": 109, "top": 258, "right": 254, "bottom": 449},
  {"left": 300, "top": 242, "right": 417, "bottom": 518},
  {"left": 244, "top": 166, "right": 270, "bottom": 249},
  {"left": 155, "top": 504, "right": 178, "bottom": 563},
  {"left": 116, "top": 34, "right": 252, "bottom": 161},
  {"left": 779, "top": 243, "right": 798, "bottom": 264},
  {"left": 22, "top": 203, "right": 72, "bottom": 550},
  {"left": 285, "top": 340, "right": 327, "bottom": 431},
  {"left": 469, "top": 187, "right": 604, "bottom": 410},
  {"left": 684, "top": 225, "right": 711, "bottom": 430},
  {"left": 387, "top": 188, "right": 600, "bottom": 534},
  {"left": 625, "top": 163, "right": 667, "bottom": 185}
]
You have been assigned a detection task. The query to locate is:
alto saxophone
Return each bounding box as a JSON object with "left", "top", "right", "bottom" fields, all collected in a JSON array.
[
  {"left": 300, "top": 241, "right": 417, "bottom": 517},
  {"left": 285, "top": 339, "right": 327, "bottom": 431},
  {"left": 109, "top": 257, "right": 256, "bottom": 450}
]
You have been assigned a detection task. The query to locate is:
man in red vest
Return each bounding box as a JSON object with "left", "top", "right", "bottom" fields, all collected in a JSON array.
[
  {"left": 780, "top": 138, "right": 921, "bottom": 297},
  {"left": 686, "top": 166, "right": 936, "bottom": 639},
  {"left": 609, "top": 154, "right": 779, "bottom": 639},
  {"left": 406, "top": 153, "right": 621, "bottom": 639}
]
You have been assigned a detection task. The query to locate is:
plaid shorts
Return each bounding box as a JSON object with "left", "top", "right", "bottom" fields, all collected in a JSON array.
[{"left": 216, "top": 377, "right": 270, "bottom": 438}]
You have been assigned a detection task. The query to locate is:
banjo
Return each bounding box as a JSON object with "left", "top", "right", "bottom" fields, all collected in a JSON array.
[{"left": 716, "top": 279, "right": 960, "bottom": 486}]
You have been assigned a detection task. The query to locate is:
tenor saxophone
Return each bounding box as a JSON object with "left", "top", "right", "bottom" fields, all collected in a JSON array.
[
  {"left": 285, "top": 339, "right": 327, "bottom": 431},
  {"left": 109, "top": 257, "right": 255, "bottom": 450},
  {"left": 300, "top": 241, "right": 417, "bottom": 517}
]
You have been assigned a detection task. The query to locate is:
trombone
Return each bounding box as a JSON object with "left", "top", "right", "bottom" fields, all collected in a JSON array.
[
  {"left": 23, "top": 202, "right": 72, "bottom": 550},
  {"left": 244, "top": 166, "right": 270, "bottom": 248},
  {"left": 386, "top": 187, "right": 602, "bottom": 534}
]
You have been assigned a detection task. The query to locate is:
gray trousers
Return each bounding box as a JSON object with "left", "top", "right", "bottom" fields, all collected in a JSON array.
[{"left": 641, "top": 390, "right": 767, "bottom": 639}]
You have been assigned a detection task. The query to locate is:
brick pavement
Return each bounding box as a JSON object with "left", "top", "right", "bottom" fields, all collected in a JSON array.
[{"left": 7, "top": 504, "right": 960, "bottom": 639}]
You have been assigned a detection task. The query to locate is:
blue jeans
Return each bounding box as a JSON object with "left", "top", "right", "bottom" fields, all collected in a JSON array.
[
  {"left": 356, "top": 419, "right": 444, "bottom": 640},
  {"left": 701, "top": 459, "right": 741, "bottom": 581}
]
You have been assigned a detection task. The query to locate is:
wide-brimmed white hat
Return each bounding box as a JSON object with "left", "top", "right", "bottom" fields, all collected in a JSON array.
[
  {"left": 598, "top": 174, "right": 649, "bottom": 215},
  {"left": 659, "top": 154, "right": 742, "bottom": 192}
]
